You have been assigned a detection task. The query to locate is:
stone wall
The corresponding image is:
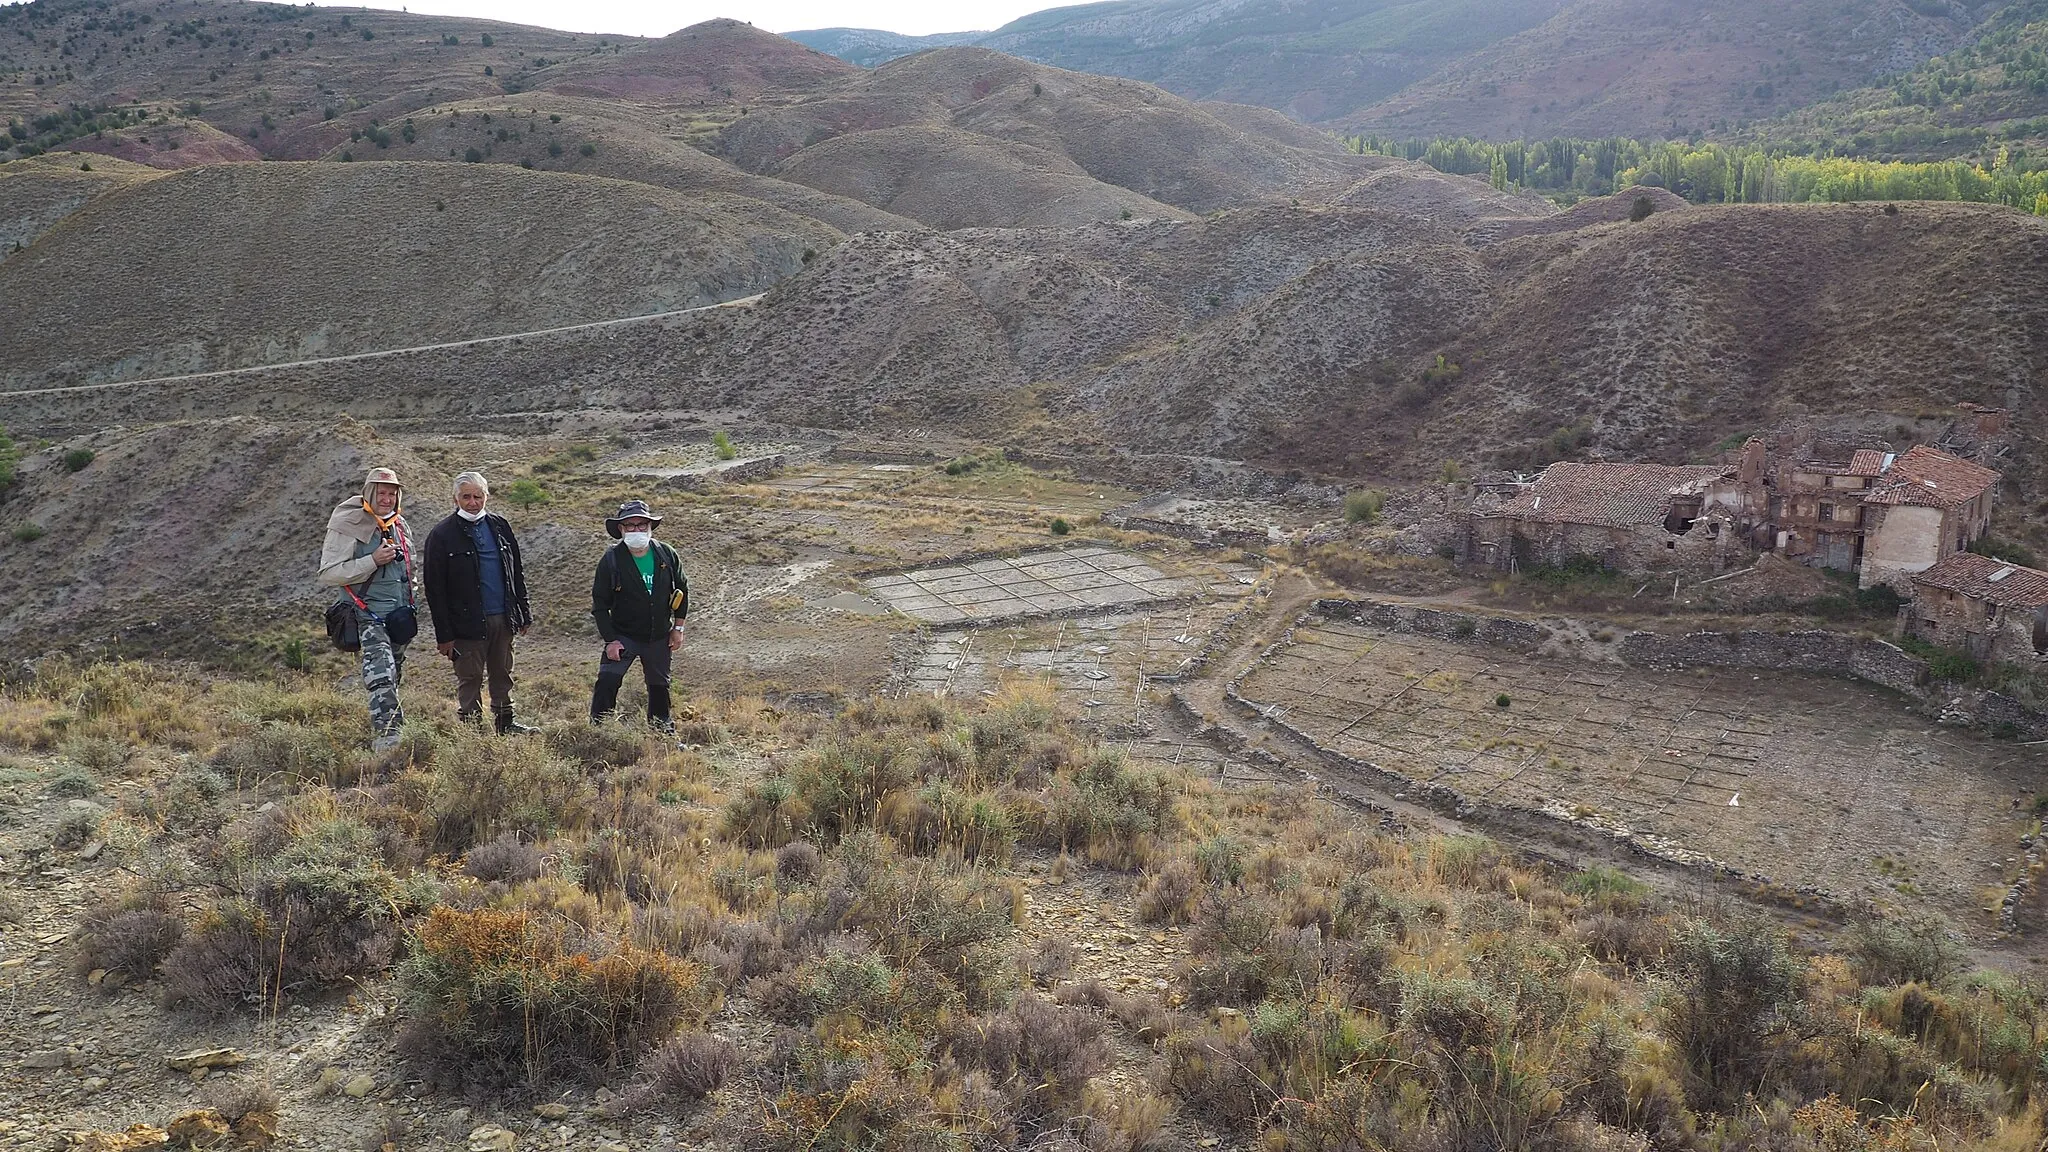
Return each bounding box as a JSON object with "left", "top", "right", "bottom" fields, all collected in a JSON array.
[
  {"left": 1616, "top": 628, "right": 1928, "bottom": 695},
  {"left": 1311, "top": 597, "right": 1548, "bottom": 652},
  {"left": 1976, "top": 692, "right": 2048, "bottom": 741}
]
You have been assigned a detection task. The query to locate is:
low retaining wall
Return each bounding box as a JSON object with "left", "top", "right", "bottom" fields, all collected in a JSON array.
[
  {"left": 1974, "top": 692, "right": 2048, "bottom": 742},
  {"left": 1312, "top": 597, "right": 1548, "bottom": 652},
  {"left": 1616, "top": 628, "right": 1928, "bottom": 696},
  {"left": 1306, "top": 595, "right": 2048, "bottom": 740},
  {"left": 660, "top": 453, "right": 787, "bottom": 491}
]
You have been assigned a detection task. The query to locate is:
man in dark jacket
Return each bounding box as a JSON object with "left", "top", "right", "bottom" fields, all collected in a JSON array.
[
  {"left": 590, "top": 499, "right": 688, "bottom": 732},
  {"left": 423, "top": 471, "right": 536, "bottom": 734}
]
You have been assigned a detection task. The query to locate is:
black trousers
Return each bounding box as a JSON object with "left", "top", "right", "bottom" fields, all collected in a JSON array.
[{"left": 590, "top": 635, "right": 672, "bottom": 724}]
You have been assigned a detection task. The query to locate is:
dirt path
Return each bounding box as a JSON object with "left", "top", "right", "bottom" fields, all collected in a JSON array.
[{"left": 0, "top": 295, "right": 763, "bottom": 399}]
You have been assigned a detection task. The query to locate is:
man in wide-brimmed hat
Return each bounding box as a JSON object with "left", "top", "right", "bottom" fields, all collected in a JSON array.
[
  {"left": 318, "top": 466, "right": 419, "bottom": 751},
  {"left": 589, "top": 499, "right": 689, "bottom": 732}
]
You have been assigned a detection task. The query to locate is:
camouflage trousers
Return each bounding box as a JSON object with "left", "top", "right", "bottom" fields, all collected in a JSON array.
[{"left": 360, "top": 614, "right": 408, "bottom": 744}]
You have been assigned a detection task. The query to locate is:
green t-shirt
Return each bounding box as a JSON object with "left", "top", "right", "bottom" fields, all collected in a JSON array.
[{"left": 632, "top": 548, "right": 655, "bottom": 594}]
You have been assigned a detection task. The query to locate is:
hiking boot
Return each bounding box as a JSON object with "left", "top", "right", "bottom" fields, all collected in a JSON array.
[
  {"left": 370, "top": 732, "right": 402, "bottom": 753},
  {"left": 650, "top": 718, "right": 676, "bottom": 737},
  {"left": 495, "top": 713, "right": 539, "bottom": 736}
]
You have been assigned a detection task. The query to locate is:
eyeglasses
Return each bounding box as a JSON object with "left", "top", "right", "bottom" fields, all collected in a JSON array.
[{"left": 619, "top": 520, "right": 653, "bottom": 531}]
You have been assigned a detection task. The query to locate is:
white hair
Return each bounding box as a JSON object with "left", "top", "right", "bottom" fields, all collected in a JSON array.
[{"left": 453, "top": 471, "right": 490, "bottom": 496}]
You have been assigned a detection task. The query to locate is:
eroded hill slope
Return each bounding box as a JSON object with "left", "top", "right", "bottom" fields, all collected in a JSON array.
[{"left": 0, "top": 161, "right": 839, "bottom": 390}]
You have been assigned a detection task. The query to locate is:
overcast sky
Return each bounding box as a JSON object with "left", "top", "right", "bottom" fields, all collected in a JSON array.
[{"left": 324, "top": 0, "right": 1055, "bottom": 37}]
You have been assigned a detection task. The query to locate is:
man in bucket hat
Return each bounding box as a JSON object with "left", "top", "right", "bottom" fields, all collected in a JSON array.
[
  {"left": 319, "top": 466, "right": 419, "bottom": 751},
  {"left": 589, "top": 499, "right": 689, "bottom": 732}
]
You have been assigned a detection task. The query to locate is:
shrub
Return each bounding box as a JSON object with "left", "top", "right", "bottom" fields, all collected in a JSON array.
[
  {"left": 210, "top": 725, "right": 350, "bottom": 787},
  {"left": 462, "top": 831, "right": 543, "bottom": 884},
  {"left": 73, "top": 893, "right": 183, "bottom": 982},
  {"left": 543, "top": 721, "right": 643, "bottom": 770},
  {"left": 399, "top": 906, "right": 717, "bottom": 1089},
  {"left": 425, "top": 729, "right": 590, "bottom": 852},
  {"left": 578, "top": 142, "right": 595, "bottom": 156},
  {"left": 480, "top": 32, "right": 493, "bottom": 45},
  {"left": 635, "top": 1031, "right": 738, "bottom": 1104},
  {"left": 789, "top": 735, "right": 916, "bottom": 844},
  {"left": 1033, "top": 750, "right": 1174, "bottom": 869},
  {"left": 1184, "top": 889, "right": 1321, "bottom": 1007},
  {"left": 1661, "top": 913, "right": 1802, "bottom": 1108},
  {"left": 1967, "top": 534, "right": 2040, "bottom": 568},
  {"left": 45, "top": 764, "right": 101, "bottom": 797},
  {"left": 1342, "top": 489, "right": 1383, "bottom": 524},
  {"left": 711, "top": 430, "right": 736, "bottom": 461},
  {"left": 722, "top": 775, "right": 811, "bottom": 849},
  {"left": 1050, "top": 517, "right": 1073, "bottom": 535},
  {"left": 0, "top": 424, "right": 17, "bottom": 489},
  {"left": 13, "top": 524, "right": 46, "bottom": 543},
  {"left": 774, "top": 840, "right": 820, "bottom": 884},
  {"left": 1630, "top": 194, "right": 1656, "bottom": 221},
  {"left": 463, "top": 146, "right": 482, "bottom": 163},
  {"left": 1848, "top": 913, "right": 1966, "bottom": 988},
  {"left": 1135, "top": 856, "right": 1200, "bottom": 925},
  {"left": 939, "top": 995, "right": 1110, "bottom": 1128},
  {"left": 163, "top": 817, "right": 436, "bottom": 1012},
  {"left": 1494, "top": 692, "right": 1511, "bottom": 708}
]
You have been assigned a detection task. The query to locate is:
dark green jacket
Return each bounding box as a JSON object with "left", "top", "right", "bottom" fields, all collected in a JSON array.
[{"left": 591, "top": 540, "right": 688, "bottom": 643}]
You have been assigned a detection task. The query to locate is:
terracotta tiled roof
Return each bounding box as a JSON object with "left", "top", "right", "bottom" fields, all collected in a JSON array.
[
  {"left": 1498, "top": 462, "right": 1728, "bottom": 529},
  {"left": 1864, "top": 445, "right": 1999, "bottom": 509},
  {"left": 1847, "top": 450, "right": 1887, "bottom": 477},
  {"left": 1912, "top": 552, "right": 2048, "bottom": 609}
]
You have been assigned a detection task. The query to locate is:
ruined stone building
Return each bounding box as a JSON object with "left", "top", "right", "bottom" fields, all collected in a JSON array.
[
  {"left": 1463, "top": 462, "right": 1745, "bottom": 572},
  {"left": 1906, "top": 552, "right": 2048, "bottom": 663},
  {"left": 1854, "top": 446, "right": 2000, "bottom": 589},
  {"left": 1459, "top": 439, "right": 2000, "bottom": 586}
]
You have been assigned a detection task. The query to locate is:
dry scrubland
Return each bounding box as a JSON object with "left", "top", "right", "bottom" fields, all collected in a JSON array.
[{"left": 3, "top": 660, "right": 2047, "bottom": 1151}]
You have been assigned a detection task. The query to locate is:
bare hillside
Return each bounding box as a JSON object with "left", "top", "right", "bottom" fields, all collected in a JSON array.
[
  {"left": 773, "top": 126, "right": 1189, "bottom": 229},
  {"left": 712, "top": 47, "right": 1432, "bottom": 216},
  {"left": 304, "top": 95, "right": 921, "bottom": 235},
  {"left": 689, "top": 200, "right": 2046, "bottom": 496},
  {"left": 533, "top": 18, "right": 854, "bottom": 102},
  {"left": 1353, "top": 0, "right": 1996, "bottom": 139},
  {"left": 0, "top": 161, "right": 839, "bottom": 391},
  {"left": 0, "top": 416, "right": 432, "bottom": 643},
  {"left": 0, "top": 152, "right": 159, "bottom": 254}
]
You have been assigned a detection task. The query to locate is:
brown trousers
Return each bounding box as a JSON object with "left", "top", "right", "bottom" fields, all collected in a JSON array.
[{"left": 453, "top": 614, "right": 517, "bottom": 720}]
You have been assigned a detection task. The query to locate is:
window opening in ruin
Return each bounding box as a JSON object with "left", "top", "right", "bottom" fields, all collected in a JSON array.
[{"left": 1819, "top": 502, "right": 1834, "bottom": 521}]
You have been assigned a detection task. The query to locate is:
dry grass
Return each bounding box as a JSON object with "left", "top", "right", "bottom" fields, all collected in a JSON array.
[{"left": 12, "top": 655, "right": 2045, "bottom": 1150}]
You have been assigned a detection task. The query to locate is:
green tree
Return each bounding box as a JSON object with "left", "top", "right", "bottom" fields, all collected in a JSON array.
[{"left": 503, "top": 478, "right": 550, "bottom": 509}]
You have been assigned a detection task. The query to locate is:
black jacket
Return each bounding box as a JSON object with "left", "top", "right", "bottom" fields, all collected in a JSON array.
[
  {"left": 592, "top": 540, "right": 688, "bottom": 643},
  {"left": 423, "top": 512, "right": 533, "bottom": 643}
]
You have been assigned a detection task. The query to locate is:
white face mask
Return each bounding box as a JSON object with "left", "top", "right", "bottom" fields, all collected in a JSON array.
[
  {"left": 622, "top": 531, "right": 652, "bottom": 550},
  {"left": 457, "top": 508, "right": 486, "bottom": 522}
]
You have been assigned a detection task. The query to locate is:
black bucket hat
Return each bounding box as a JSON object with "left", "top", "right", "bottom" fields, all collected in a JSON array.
[{"left": 604, "top": 499, "right": 664, "bottom": 539}]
